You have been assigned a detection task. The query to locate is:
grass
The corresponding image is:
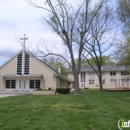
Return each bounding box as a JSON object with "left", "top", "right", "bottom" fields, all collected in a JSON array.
[{"left": 0, "top": 90, "right": 130, "bottom": 130}]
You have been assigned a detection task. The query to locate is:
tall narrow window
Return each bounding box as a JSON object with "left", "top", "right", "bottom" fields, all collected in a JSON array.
[
  {"left": 19, "top": 80, "right": 21, "bottom": 89},
  {"left": 17, "top": 53, "right": 22, "bottom": 75},
  {"left": 6, "top": 80, "right": 10, "bottom": 88},
  {"left": 24, "top": 53, "right": 30, "bottom": 74},
  {"left": 81, "top": 72, "right": 86, "bottom": 82},
  {"left": 102, "top": 79, "right": 105, "bottom": 84},
  {"left": 30, "top": 80, "right": 34, "bottom": 89},
  {"left": 17, "top": 53, "right": 30, "bottom": 75}
]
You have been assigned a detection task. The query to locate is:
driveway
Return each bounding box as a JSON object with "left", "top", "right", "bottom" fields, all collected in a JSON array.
[{"left": 0, "top": 94, "right": 23, "bottom": 98}]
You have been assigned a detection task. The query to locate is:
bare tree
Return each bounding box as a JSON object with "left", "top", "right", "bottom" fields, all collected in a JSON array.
[
  {"left": 82, "top": 5, "right": 116, "bottom": 90},
  {"left": 43, "top": 56, "right": 68, "bottom": 75},
  {"left": 27, "top": 0, "right": 111, "bottom": 94}
]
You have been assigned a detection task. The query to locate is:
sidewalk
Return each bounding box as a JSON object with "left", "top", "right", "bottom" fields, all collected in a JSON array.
[
  {"left": 0, "top": 94, "right": 25, "bottom": 98},
  {"left": 0, "top": 91, "right": 32, "bottom": 98}
]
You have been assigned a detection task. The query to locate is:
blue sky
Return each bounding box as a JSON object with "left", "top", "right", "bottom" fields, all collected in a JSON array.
[{"left": 0, "top": 0, "right": 118, "bottom": 66}]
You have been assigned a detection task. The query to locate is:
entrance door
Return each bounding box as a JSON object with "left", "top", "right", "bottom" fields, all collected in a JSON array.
[
  {"left": 81, "top": 82, "right": 86, "bottom": 88},
  {"left": 18, "top": 79, "right": 29, "bottom": 91}
]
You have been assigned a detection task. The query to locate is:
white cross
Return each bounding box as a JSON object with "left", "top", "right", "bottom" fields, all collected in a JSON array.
[{"left": 20, "top": 34, "right": 28, "bottom": 50}]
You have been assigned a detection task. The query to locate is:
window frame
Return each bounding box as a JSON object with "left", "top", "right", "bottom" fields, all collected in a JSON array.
[
  {"left": 121, "top": 71, "right": 129, "bottom": 75},
  {"left": 81, "top": 72, "right": 86, "bottom": 82},
  {"left": 110, "top": 71, "right": 116, "bottom": 76},
  {"left": 89, "top": 80, "right": 94, "bottom": 85},
  {"left": 110, "top": 79, "right": 116, "bottom": 85},
  {"left": 29, "top": 80, "right": 41, "bottom": 89},
  {"left": 17, "top": 53, "right": 22, "bottom": 75},
  {"left": 102, "top": 79, "right": 105, "bottom": 84},
  {"left": 5, "top": 80, "right": 16, "bottom": 89},
  {"left": 24, "top": 53, "right": 30, "bottom": 75}
]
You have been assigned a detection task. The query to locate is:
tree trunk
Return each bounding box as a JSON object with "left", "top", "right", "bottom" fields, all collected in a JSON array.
[
  {"left": 99, "top": 76, "right": 103, "bottom": 91},
  {"left": 73, "top": 73, "right": 79, "bottom": 94}
]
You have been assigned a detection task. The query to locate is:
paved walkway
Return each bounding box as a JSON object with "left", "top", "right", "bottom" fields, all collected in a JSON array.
[
  {"left": 0, "top": 91, "right": 32, "bottom": 98},
  {"left": 0, "top": 94, "right": 24, "bottom": 98}
]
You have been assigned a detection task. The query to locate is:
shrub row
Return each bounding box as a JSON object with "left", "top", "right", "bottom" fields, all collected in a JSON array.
[{"left": 56, "top": 88, "right": 70, "bottom": 94}]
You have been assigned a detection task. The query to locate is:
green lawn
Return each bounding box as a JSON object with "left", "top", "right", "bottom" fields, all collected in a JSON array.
[{"left": 0, "top": 90, "right": 130, "bottom": 130}]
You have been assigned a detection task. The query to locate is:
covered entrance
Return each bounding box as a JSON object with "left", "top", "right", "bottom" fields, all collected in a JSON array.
[
  {"left": 16, "top": 79, "right": 29, "bottom": 91},
  {"left": 2, "top": 74, "right": 43, "bottom": 92}
]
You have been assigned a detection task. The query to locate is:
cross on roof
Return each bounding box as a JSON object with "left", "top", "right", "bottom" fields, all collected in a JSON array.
[{"left": 20, "top": 34, "right": 28, "bottom": 50}]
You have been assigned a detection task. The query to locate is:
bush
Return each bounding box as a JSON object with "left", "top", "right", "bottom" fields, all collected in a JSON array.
[
  {"left": 56, "top": 88, "right": 70, "bottom": 94},
  {"left": 84, "top": 87, "right": 89, "bottom": 89},
  {"left": 48, "top": 88, "right": 51, "bottom": 90}
]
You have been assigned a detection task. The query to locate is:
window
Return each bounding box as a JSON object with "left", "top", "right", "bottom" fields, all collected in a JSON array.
[
  {"left": 89, "top": 80, "right": 94, "bottom": 85},
  {"left": 17, "top": 53, "right": 30, "bottom": 75},
  {"left": 6, "top": 80, "right": 10, "bottom": 88},
  {"left": 24, "top": 53, "right": 30, "bottom": 74},
  {"left": 121, "top": 71, "right": 129, "bottom": 75},
  {"left": 110, "top": 79, "right": 116, "bottom": 84},
  {"left": 35, "top": 80, "right": 40, "bottom": 88},
  {"left": 30, "top": 80, "right": 34, "bottom": 89},
  {"left": 81, "top": 72, "right": 86, "bottom": 82},
  {"left": 102, "top": 79, "right": 105, "bottom": 84},
  {"left": 17, "top": 53, "right": 22, "bottom": 75},
  {"left": 5, "top": 80, "right": 16, "bottom": 89},
  {"left": 110, "top": 72, "right": 116, "bottom": 76},
  {"left": 19, "top": 80, "right": 21, "bottom": 88},
  {"left": 29, "top": 80, "right": 40, "bottom": 89}
]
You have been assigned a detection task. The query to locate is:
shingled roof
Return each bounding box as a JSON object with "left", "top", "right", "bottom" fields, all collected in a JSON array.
[{"left": 68, "top": 65, "right": 130, "bottom": 73}]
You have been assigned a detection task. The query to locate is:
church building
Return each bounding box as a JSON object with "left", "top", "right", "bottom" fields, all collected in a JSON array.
[{"left": 0, "top": 34, "right": 72, "bottom": 92}]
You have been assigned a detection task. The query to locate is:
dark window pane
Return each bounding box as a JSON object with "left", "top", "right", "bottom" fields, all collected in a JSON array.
[
  {"left": 11, "top": 80, "right": 16, "bottom": 88},
  {"left": 35, "top": 80, "right": 40, "bottom": 88},
  {"left": 17, "top": 53, "right": 22, "bottom": 75},
  {"left": 6, "top": 80, "right": 10, "bottom": 88},
  {"left": 30, "top": 80, "right": 34, "bottom": 89},
  {"left": 24, "top": 53, "right": 30, "bottom": 75}
]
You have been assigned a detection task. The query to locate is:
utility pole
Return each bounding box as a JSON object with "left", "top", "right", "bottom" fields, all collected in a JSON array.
[{"left": 20, "top": 34, "right": 28, "bottom": 75}]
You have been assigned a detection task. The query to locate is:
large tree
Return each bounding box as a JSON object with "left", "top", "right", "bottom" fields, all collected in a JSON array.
[
  {"left": 82, "top": 5, "right": 116, "bottom": 90},
  {"left": 114, "top": 0, "right": 130, "bottom": 64},
  {"left": 117, "top": 0, "right": 130, "bottom": 33},
  {"left": 114, "top": 37, "right": 130, "bottom": 65},
  {"left": 28, "top": 0, "right": 113, "bottom": 93}
]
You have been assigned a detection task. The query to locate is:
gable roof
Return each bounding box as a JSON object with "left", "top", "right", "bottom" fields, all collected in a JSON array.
[
  {"left": 0, "top": 49, "right": 57, "bottom": 73},
  {"left": 0, "top": 50, "right": 23, "bottom": 69},
  {"left": 68, "top": 65, "right": 130, "bottom": 73},
  {"left": 0, "top": 49, "right": 73, "bottom": 82},
  {"left": 27, "top": 51, "right": 73, "bottom": 81},
  {"left": 26, "top": 50, "right": 57, "bottom": 73}
]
